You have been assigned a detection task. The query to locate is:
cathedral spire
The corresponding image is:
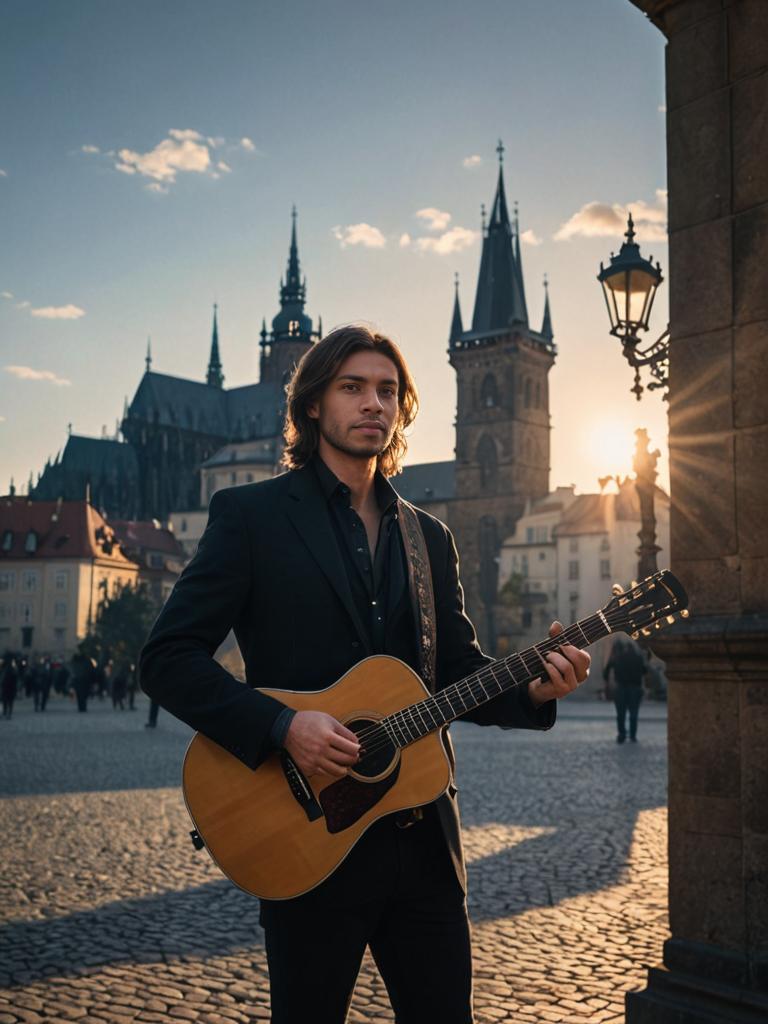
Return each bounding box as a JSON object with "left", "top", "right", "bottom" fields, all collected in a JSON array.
[
  {"left": 145, "top": 337, "right": 152, "bottom": 373},
  {"left": 513, "top": 201, "right": 529, "bottom": 324},
  {"left": 449, "top": 272, "right": 464, "bottom": 346},
  {"left": 471, "top": 141, "right": 528, "bottom": 332},
  {"left": 206, "top": 303, "right": 224, "bottom": 388},
  {"left": 271, "top": 207, "right": 312, "bottom": 342},
  {"left": 541, "top": 274, "right": 554, "bottom": 343}
]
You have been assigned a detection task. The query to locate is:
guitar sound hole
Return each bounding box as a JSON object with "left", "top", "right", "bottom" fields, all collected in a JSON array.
[{"left": 347, "top": 717, "right": 397, "bottom": 780}]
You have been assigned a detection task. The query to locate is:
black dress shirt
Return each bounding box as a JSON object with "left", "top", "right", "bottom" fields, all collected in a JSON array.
[{"left": 269, "top": 455, "right": 417, "bottom": 747}]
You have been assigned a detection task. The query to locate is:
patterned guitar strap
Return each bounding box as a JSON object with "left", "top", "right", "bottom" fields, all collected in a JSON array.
[{"left": 396, "top": 498, "right": 437, "bottom": 695}]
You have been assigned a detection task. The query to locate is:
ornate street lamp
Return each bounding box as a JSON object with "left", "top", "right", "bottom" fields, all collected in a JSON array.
[{"left": 597, "top": 213, "right": 668, "bottom": 400}]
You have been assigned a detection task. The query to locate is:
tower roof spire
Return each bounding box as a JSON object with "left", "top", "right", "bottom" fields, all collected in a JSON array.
[
  {"left": 449, "top": 272, "right": 464, "bottom": 346},
  {"left": 471, "top": 140, "right": 528, "bottom": 331},
  {"left": 145, "top": 337, "right": 152, "bottom": 373},
  {"left": 206, "top": 303, "right": 224, "bottom": 388},
  {"left": 541, "top": 274, "right": 554, "bottom": 343}
]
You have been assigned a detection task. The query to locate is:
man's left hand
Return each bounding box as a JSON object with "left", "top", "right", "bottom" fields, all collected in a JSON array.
[{"left": 528, "top": 621, "right": 591, "bottom": 707}]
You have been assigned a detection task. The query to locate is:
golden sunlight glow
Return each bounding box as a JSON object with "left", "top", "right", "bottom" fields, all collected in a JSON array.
[{"left": 584, "top": 418, "right": 637, "bottom": 485}]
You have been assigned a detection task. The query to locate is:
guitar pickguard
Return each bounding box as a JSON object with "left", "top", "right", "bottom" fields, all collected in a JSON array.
[{"left": 319, "top": 761, "right": 401, "bottom": 833}]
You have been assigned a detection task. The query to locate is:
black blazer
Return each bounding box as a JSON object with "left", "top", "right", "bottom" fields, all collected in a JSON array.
[{"left": 139, "top": 463, "right": 555, "bottom": 890}]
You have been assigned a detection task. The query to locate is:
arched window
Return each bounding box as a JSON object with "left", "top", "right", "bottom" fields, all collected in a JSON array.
[
  {"left": 478, "top": 516, "right": 499, "bottom": 605},
  {"left": 480, "top": 373, "right": 499, "bottom": 408},
  {"left": 476, "top": 435, "right": 498, "bottom": 492},
  {"left": 524, "top": 378, "right": 532, "bottom": 408},
  {"left": 24, "top": 530, "right": 38, "bottom": 554},
  {"left": 535, "top": 381, "right": 541, "bottom": 408}
]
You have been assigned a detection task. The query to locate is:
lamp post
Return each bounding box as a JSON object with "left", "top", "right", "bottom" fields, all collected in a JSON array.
[
  {"left": 597, "top": 213, "right": 668, "bottom": 401},
  {"left": 597, "top": 214, "right": 668, "bottom": 580},
  {"left": 632, "top": 428, "right": 661, "bottom": 577}
]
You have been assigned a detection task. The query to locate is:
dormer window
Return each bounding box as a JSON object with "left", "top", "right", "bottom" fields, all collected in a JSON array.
[
  {"left": 24, "top": 530, "right": 38, "bottom": 554},
  {"left": 1, "top": 530, "right": 12, "bottom": 552}
]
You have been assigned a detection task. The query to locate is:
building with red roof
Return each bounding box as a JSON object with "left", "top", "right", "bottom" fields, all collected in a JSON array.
[{"left": 0, "top": 495, "right": 139, "bottom": 658}]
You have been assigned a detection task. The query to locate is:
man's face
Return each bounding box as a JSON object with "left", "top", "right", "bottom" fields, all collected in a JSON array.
[{"left": 308, "top": 349, "right": 400, "bottom": 461}]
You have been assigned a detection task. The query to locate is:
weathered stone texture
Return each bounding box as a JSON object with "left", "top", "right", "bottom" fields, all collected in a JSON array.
[
  {"left": 667, "top": 89, "right": 731, "bottom": 231},
  {"left": 668, "top": 218, "right": 732, "bottom": 337}
]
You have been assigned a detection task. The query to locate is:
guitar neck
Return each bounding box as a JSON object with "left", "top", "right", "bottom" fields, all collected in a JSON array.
[{"left": 381, "top": 612, "right": 611, "bottom": 748}]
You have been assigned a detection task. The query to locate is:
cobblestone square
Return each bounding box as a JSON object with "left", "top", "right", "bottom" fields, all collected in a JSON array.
[{"left": 0, "top": 693, "right": 668, "bottom": 1023}]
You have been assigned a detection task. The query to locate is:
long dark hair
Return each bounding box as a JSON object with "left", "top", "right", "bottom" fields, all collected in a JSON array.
[{"left": 282, "top": 324, "right": 419, "bottom": 477}]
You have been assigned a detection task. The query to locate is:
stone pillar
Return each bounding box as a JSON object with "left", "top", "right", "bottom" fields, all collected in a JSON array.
[{"left": 626, "top": 1, "right": 768, "bottom": 1021}]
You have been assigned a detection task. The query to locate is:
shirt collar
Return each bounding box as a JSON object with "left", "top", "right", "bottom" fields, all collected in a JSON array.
[{"left": 311, "top": 454, "right": 399, "bottom": 515}]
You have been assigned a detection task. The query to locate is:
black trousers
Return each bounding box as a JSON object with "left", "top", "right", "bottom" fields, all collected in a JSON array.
[
  {"left": 614, "top": 684, "right": 643, "bottom": 739},
  {"left": 259, "top": 804, "right": 474, "bottom": 1024}
]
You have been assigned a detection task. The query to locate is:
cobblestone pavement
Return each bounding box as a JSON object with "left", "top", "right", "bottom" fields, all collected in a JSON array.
[{"left": 0, "top": 692, "right": 668, "bottom": 1023}]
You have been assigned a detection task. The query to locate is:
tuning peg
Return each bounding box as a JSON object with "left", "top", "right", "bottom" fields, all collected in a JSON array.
[
  {"left": 631, "top": 580, "right": 639, "bottom": 589},
  {"left": 611, "top": 583, "right": 624, "bottom": 596},
  {"left": 666, "top": 615, "right": 676, "bottom": 625},
  {"left": 681, "top": 609, "right": 690, "bottom": 618},
  {"left": 630, "top": 631, "right": 640, "bottom": 640},
  {"left": 641, "top": 627, "right": 652, "bottom": 637},
  {"left": 654, "top": 622, "right": 662, "bottom": 629}
]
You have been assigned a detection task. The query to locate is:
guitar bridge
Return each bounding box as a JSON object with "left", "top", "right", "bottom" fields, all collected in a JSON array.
[{"left": 280, "top": 751, "right": 324, "bottom": 822}]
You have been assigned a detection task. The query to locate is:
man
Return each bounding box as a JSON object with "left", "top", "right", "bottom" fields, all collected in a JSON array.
[
  {"left": 140, "top": 324, "right": 590, "bottom": 1024},
  {"left": 603, "top": 636, "right": 646, "bottom": 743}
]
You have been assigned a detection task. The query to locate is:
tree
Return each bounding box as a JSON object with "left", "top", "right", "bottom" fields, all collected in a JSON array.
[{"left": 84, "top": 582, "right": 156, "bottom": 669}]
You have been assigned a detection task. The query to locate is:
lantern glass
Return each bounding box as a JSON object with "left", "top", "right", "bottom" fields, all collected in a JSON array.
[{"left": 601, "top": 266, "right": 658, "bottom": 336}]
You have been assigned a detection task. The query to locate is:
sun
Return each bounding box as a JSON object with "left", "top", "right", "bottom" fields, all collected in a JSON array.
[{"left": 585, "top": 418, "right": 636, "bottom": 482}]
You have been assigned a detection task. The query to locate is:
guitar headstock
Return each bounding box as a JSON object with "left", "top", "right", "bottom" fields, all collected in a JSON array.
[{"left": 601, "top": 569, "right": 689, "bottom": 639}]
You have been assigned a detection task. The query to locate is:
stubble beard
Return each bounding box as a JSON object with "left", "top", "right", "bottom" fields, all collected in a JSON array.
[{"left": 318, "top": 419, "right": 393, "bottom": 461}]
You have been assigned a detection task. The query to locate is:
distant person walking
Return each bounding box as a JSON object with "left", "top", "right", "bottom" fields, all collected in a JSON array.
[
  {"left": 111, "top": 662, "right": 128, "bottom": 711},
  {"left": 145, "top": 700, "right": 160, "bottom": 728},
  {"left": 1, "top": 652, "right": 18, "bottom": 719},
  {"left": 70, "top": 651, "right": 94, "bottom": 713},
  {"left": 603, "top": 637, "right": 646, "bottom": 744},
  {"left": 33, "top": 658, "right": 53, "bottom": 712}
]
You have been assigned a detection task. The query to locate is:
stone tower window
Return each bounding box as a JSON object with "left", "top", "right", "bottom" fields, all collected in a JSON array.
[
  {"left": 535, "top": 381, "right": 541, "bottom": 408},
  {"left": 524, "top": 378, "right": 532, "bottom": 408},
  {"left": 476, "top": 434, "right": 498, "bottom": 491},
  {"left": 480, "top": 373, "right": 499, "bottom": 408}
]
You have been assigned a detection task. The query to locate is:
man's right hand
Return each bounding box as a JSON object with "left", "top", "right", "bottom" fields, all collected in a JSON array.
[{"left": 283, "top": 711, "right": 361, "bottom": 779}]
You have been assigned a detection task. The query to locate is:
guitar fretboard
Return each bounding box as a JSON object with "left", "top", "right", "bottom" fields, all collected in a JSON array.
[{"left": 379, "top": 612, "right": 610, "bottom": 748}]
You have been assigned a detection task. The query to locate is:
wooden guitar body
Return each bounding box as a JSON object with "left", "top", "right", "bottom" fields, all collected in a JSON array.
[{"left": 182, "top": 655, "right": 451, "bottom": 900}]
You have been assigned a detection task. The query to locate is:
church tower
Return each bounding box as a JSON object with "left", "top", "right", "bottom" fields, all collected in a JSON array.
[
  {"left": 259, "top": 207, "right": 319, "bottom": 385},
  {"left": 447, "top": 141, "right": 556, "bottom": 652}
]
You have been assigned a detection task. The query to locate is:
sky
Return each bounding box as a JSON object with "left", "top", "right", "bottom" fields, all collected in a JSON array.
[{"left": 0, "top": 0, "right": 670, "bottom": 499}]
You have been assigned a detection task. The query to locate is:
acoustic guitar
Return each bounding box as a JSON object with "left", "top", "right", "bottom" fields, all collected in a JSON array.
[{"left": 182, "top": 568, "right": 688, "bottom": 900}]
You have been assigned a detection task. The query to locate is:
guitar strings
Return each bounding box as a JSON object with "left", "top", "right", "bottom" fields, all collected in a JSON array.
[{"left": 349, "top": 604, "right": 655, "bottom": 763}]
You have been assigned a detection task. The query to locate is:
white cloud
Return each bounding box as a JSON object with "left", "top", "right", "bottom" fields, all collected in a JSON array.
[
  {"left": 16, "top": 301, "right": 30, "bottom": 310},
  {"left": 415, "top": 207, "right": 452, "bottom": 232},
  {"left": 520, "top": 229, "right": 542, "bottom": 246},
  {"left": 5, "top": 365, "right": 72, "bottom": 387},
  {"left": 658, "top": 104, "right": 667, "bottom": 113},
  {"left": 399, "top": 233, "right": 412, "bottom": 248},
  {"left": 115, "top": 128, "right": 212, "bottom": 184},
  {"left": 30, "top": 304, "right": 86, "bottom": 320},
  {"left": 415, "top": 226, "right": 479, "bottom": 255},
  {"left": 1, "top": 291, "right": 13, "bottom": 300},
  {"left": 240, "top": 137, "right": 256, "bottom": 151},
  {"left": 145, "top": 182, "right": 168, "bottom": 195},
  {"left": 332, "top": 223, "right": 387, "bottom": 249},
  {"left": 217, "top": 160, "right": 231, "bottom": 173},
  {"left": 0, "top": 415, "right": 5, "bottom": 422},
  {"left": 81, "top": 144, "right": 100, "bottom": 154},
  {"left": 0, "top": 168, "right": 8, "bottom": 177},
  {"left": 555, "top": 194, "right": 668, "bottom": 243},
  {"left": 462, "top": 155, "right": 482, "bottom": 169},
  {"left": 168, "top": 128, "right": 204, "bottom": 142}
]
